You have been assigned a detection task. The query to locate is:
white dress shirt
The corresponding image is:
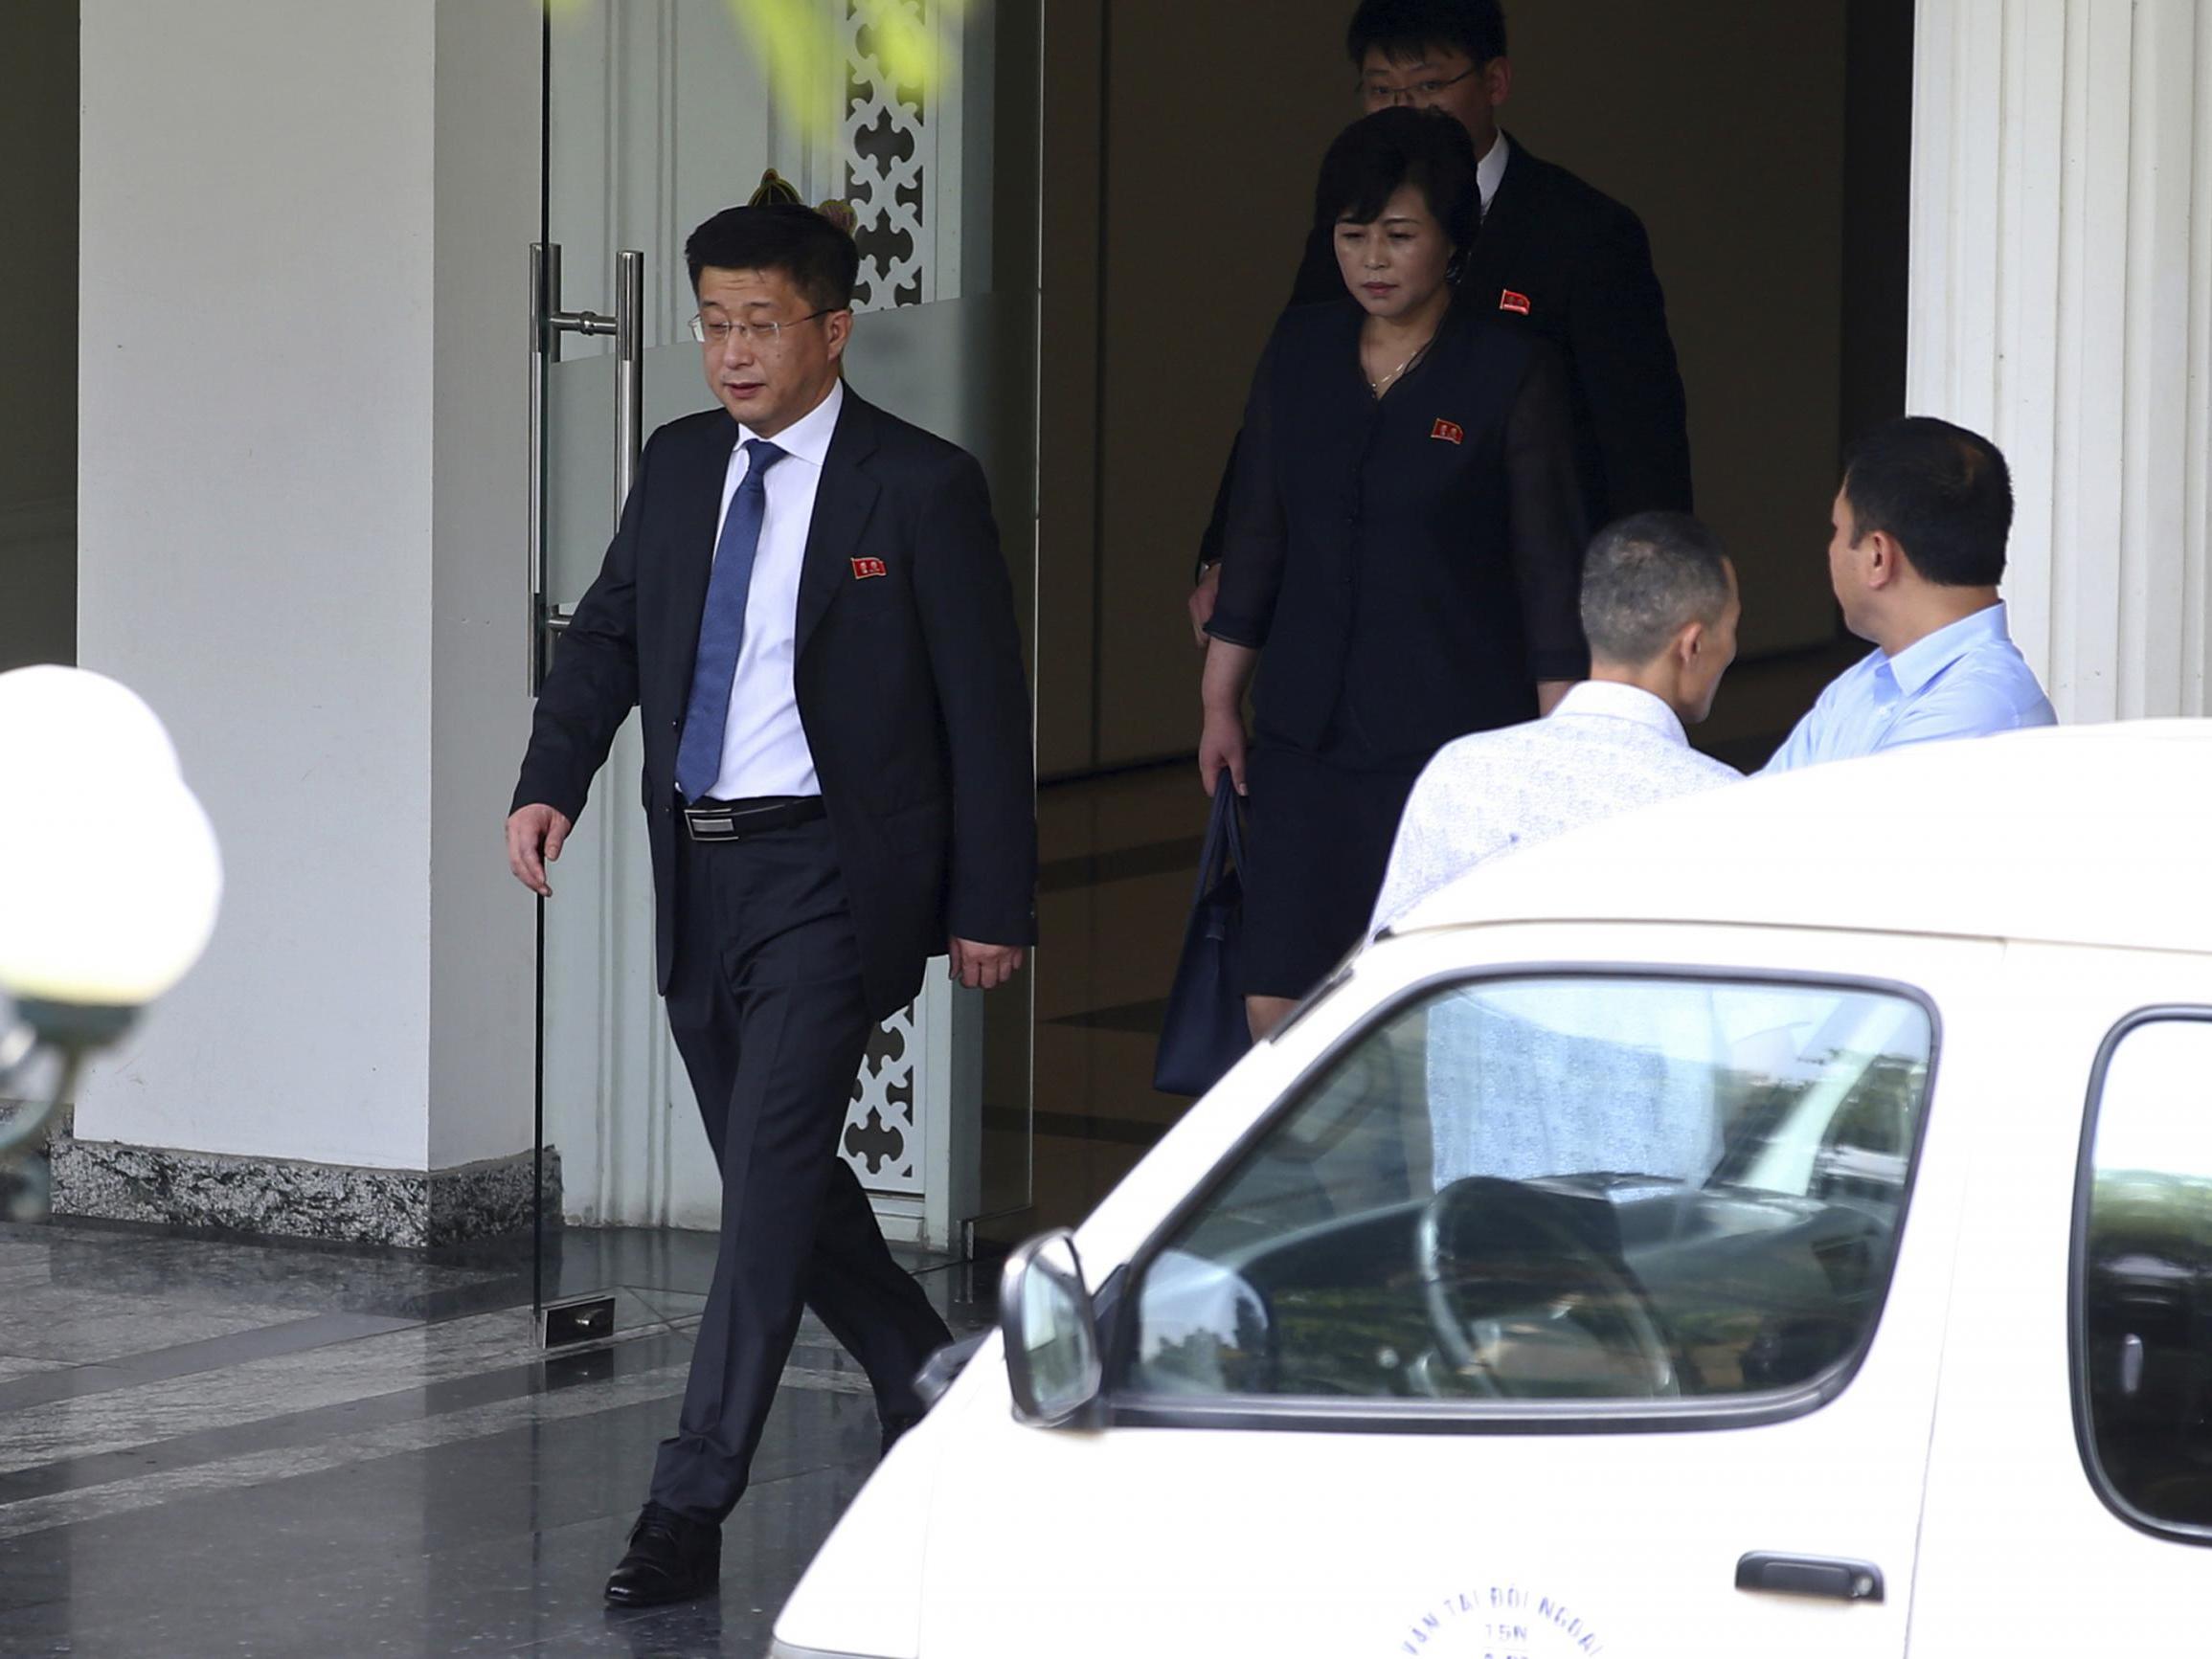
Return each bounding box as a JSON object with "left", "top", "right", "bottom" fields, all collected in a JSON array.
[
  {"left": 1369, "top": 679, "right": 1743, "bottom": 932},
  {"left": 1761, "top": 600, "right": 2055, "bottom": 774},
  {"left": 700, "top": 379, "right": 845, "bottom": 801},
  {"left": 1477, "top": 130, "right": 1510, "bottom": 219}
]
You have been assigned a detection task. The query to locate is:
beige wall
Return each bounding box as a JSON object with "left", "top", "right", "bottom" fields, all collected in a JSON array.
[
  {"left": 1041, "top": 0, "right": 1872, "bottom": 773},
  {"left": 0, "top": 0, "right": 78, "bottom": 672}
]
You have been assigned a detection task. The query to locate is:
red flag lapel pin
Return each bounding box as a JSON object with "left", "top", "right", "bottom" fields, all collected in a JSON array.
[
  {"left": 1431, "top": 418, "right": 1465, "bottom": 445},
  {"left": 1499, "top": 289, "right": 1532, "bottom": 316},
  {"left": 851, "top": 557, "right": 888, "bottom": 580}
]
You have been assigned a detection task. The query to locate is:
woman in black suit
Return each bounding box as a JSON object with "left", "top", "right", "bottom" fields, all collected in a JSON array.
[{"left": 1200, "top": 107, "right": 1587, "bottom": 1036}]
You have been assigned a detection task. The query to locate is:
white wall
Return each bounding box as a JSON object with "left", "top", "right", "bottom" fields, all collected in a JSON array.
[
  {"left": 1910, "top": 0, "right": 2212, "bottom": 721},
  {"left": 78, "top": 0, "right": 539, "bottom": 1172}
]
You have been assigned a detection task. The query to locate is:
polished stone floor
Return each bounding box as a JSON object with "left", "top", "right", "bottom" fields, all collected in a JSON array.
[{"left": 0, "top": 1218, "right": 993, "bottom": 1658}]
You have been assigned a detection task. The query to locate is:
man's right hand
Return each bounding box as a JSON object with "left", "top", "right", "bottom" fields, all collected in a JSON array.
[
  {"left": 1186, "top": 563, "right": 1222, "bottom": 648},
  {"left": 506, "top": 804, "right": 575, "bottom": 898}
]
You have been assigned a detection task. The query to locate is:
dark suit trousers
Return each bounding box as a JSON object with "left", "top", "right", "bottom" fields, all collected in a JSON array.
[{"left": 649, "top": 818, "right": 954, "bottom": 1523}]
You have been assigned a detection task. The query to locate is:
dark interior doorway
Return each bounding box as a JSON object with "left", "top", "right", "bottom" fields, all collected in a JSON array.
[
  {"left": 1, "top": 0, "right": 79, "bottom": 673},
  {"left": 1016, "top": 0, "right": 1920, "bottom": 1233}
]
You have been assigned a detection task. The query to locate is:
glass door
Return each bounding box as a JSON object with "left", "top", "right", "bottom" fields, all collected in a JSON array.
[{"left": 530, "top": 0, "right": 1040, "bottom": 1333}]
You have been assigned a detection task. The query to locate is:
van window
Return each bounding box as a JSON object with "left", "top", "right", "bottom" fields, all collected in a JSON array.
[
  {"left": 1125, "top": 975, "right": 1933, "bottom": 1415},
  {"left": 2077, "top": 1016, "right": 2212, "bottom": 1540}
]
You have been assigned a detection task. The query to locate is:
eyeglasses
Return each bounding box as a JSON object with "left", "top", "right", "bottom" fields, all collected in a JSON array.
[
  {"left": 688, "top": 308, "right": 833, "bottom": 347},
  {"left": 1360, "top": 64, "right": 1480, "bottom": 107}
]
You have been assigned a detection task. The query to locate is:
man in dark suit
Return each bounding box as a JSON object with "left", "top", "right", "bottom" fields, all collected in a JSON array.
[
  {"left": 1189, "top": 0, "right": 1692, "bottom": 640},
  {"left": 505, "top": 203, "right": 1035, "bottom": 1607}
]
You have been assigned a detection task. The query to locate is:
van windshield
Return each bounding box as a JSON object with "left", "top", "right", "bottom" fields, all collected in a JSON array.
[{"left": 1127, "top": 975, "right": 1934, "bottom": 1410}]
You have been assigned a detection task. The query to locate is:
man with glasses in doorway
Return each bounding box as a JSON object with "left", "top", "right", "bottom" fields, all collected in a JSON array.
[
  {"left": 1190, "top": 0, "right": 1692, "bottom": 642},
  {"left": 506, "top": 203, "right": 1036, "bottom": 1607}
]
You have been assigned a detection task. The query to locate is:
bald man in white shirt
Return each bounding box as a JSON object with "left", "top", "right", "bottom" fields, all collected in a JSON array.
[
  {"left": 1371, "top": 510, "right": 1744, "bottom": 933},
  {"left": 1373, "top": 511, "right": 1747, "bottom": 1191}
]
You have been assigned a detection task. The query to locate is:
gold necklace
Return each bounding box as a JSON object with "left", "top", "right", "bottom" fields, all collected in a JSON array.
[{"left": 1367, "top": 335, "right": 1433, "bottom": 397}]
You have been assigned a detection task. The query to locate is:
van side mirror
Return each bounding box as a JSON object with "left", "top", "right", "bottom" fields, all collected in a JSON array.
[{"left": 999, "top": 1229, "right": 1103, "bottom": 1427}]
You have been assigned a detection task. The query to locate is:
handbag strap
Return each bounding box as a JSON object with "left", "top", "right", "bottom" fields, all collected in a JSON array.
[{"left": 1190, "top": 777, "right": 1249, "bottom": 908}]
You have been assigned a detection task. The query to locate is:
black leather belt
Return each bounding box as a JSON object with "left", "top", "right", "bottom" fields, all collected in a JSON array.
[{"left": 681, "top": 795, "right": 826, "bottom": 841}]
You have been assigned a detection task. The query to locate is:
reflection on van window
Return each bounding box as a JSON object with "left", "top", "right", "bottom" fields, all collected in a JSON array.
[
  {"left": 2079, "top": 1018, "right": 2212, "bottom": 1538},
  {"left": 1128, "top": 976, "right": 1933, "bottom": 1409}
]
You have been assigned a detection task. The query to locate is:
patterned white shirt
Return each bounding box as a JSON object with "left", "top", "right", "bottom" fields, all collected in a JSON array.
[
  {"left": 1372, "top": 682, "right": 1744, "bottom": 1193},
  {"left": 1370, "top": 679, "right": 1743, "bottom": 932}
]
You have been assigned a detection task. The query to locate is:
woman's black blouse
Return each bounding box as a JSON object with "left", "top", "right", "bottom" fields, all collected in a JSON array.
[{"left": 1206, "top": 301, "right": 1589, "bottom": 769}]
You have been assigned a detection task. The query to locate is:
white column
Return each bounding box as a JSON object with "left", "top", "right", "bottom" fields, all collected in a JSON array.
[
  {"left": 1909, "top": 0, "right": 2212, "bottom": 722},
  {"left": 76, "top": 2, "right": 540, "bottom": 1208}
]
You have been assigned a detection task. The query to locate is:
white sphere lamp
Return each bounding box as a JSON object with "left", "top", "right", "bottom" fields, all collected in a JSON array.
[{"left": 0, "top": 666, "right": 224, "bottom": 1042}]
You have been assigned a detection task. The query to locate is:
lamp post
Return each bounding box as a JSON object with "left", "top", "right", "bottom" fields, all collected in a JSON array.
[{"left": 0, "top": 666, "right": 222, "bottom": 1220}]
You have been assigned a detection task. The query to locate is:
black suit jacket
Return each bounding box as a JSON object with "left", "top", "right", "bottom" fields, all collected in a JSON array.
[
  {"left": 1201, "top": 134, "right": 1691, "bottom": 573},
  {"left": 512, "top": 389, "right": 1036, "bottom": 1021}
]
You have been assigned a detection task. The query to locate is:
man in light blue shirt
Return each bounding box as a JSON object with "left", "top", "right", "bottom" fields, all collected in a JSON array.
[{"left": 1765, "top": 416, "right": 2055, "bottom": 773}]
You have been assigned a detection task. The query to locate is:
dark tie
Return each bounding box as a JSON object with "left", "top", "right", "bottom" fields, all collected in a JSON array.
[{"left": 675, "top": 438, "right": 788, "bottom": 802}]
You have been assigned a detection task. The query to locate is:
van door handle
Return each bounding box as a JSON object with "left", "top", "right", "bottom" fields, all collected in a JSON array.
[{"left": 1735, "top": 1553, "right": 1885, "bottom": 1603}]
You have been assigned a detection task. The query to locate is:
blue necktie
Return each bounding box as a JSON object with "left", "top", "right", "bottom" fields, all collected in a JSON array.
[{"left": 675, "top": 438, "right": 787, "bottom": 802}]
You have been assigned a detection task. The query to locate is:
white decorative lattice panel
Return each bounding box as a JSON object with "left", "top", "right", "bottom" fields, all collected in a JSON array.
[
  {"left": 844, "top": 1003, "right": 923, "bottom": 1194},
  {"left": 842, "top": 0, "right": 962, "bottom": 311}
]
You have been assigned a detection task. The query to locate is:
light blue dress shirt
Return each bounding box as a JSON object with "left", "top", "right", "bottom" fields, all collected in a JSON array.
[{"left": 1763, "top": 602, "right": 2055, "bottom": 774}]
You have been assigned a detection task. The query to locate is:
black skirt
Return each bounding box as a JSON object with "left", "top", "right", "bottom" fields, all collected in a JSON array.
[{"left": 1240, "top": 743, "right": 1422, "bottom": 1000}]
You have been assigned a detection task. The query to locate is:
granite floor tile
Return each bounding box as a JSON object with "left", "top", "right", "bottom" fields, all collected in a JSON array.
[
  {"left": 0, "top": 1310, "right": 424, "bottom": 1413},
  {"left": 0, "top": 1309, "right": 544, "bottom": 1473},
  {"left": 0, "top": 1328, "right": 697, "bottom": 1511},
  {"left": 0, "top": 1205, "right": 997, "bottom": 1655},
  {"left": 0, "top": 1386, "right": 885, "bottom": 1656},
  {"left": 0, "top": 1287, "right": 303, "bottom": 1364},
  {"left": 0, "top": 1259, "right": 56, "bottom": 1292},
  {"left": 0, "top": 1346, "right": 696, "bottom": 1540},
  {"left": 0, "top": 1356, "right": 72, "bottom": 1384},
  {"left": 0, "top": 1220, "right": 530, "bottom": 1323},
  {"left": 621, "top": 1286, "right": 709, "bottom": 1327}
]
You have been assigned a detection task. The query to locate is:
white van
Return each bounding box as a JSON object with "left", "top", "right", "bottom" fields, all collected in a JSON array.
[{"left": 774, "top": 722, "right": 2212, "bottom": 1658}]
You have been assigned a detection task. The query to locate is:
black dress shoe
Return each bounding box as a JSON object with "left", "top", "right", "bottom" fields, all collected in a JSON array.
[{"left": 604, "top": 1502, "right": 721, "bottom": 1607}]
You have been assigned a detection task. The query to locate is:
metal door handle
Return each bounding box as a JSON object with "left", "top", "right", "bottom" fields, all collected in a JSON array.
[
  {"left": 1735, "top": 1553, "right": 1884, "bottom": 1603},
  {"left": 527, "top": 243, "right": 645, "bottom": 692},
  {"left": 611, "top": 250, "right": 643, "bottom": 515}
]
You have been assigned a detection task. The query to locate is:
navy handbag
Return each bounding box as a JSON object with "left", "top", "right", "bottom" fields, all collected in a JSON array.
[{"left": 1153, "top": 781, "right": 1252, "bottom": 1096}]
